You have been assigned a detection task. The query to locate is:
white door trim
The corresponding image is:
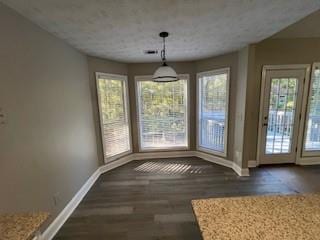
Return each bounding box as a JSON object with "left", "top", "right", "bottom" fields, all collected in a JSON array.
[
  {"left": 257, "top": 64, "right": 311, "bottom": 166},
  {"left": 301, "top": 62, "right": 320, "bottom": 157}
]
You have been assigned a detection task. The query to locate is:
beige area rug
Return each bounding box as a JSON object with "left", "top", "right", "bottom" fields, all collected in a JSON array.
[{"left": 192, "top": 194, "right": 320, "bottom": 240}]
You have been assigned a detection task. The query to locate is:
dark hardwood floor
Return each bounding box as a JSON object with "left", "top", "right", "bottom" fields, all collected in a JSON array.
[{"left": 54, "top": 157, "right": 320, "bottom": 240}]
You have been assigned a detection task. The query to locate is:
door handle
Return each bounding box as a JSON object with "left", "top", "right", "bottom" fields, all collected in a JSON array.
[{"left": 263, "top": 123, "right": 268, "bottom": 127}]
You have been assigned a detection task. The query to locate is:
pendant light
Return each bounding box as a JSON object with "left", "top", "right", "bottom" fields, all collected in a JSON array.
[{"left": 152, "top": 32, "right": 178, "bottom": 82}]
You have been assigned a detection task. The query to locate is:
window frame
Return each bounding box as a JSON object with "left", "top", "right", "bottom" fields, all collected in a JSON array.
[
  {"left": 302, "top": 62, "right": 320, "bottom": 157},
  {"left": 96, "top": 72, "right": 133, "bottom": 163},
  {"left": 135, "top": 74, "right": 190, "bottom": 152},
  {"left": 196, "top": 68, "right": 230, "bottom": 157}
]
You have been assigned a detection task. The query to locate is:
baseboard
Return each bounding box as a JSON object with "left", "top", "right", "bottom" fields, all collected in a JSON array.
[
  {"left": 297, "top": 157, "right": 320, "bottom": 165},
  {"left": 248, "top": 160, "right": 258, "bottom": 168},
  {"left": 232, "top": 163, "right": 250, "bottom": 176},
  {"left": 100, "top": 154, "right": 136, "bottom": 174},
  {"left": 194, "top": 151, "right": 232, "bottom": 168},
  {"left": 41, "top": 167, "right": 101, "bottom": 240},
  {"left": 41, "top": 150, "right": 249, "bottom": 239},
  {"left": 247, "top": 158, "right": 320, "bottom": 167},
  {"left": 41, "top": 155, "right": 135, "bottom": 240}
]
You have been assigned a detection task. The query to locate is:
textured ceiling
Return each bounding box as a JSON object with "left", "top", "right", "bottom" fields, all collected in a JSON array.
[
  {"left": 1, "top": 0, "right": 320, "bottom": 62},
  {"left": 272, "top": 10, "right": 320, "bottom": 39}
]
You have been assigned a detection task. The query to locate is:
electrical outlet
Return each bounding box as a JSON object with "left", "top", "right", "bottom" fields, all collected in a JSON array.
[
  {"left": 53, "top": 192, "right": 61, "bottom": 207},
  {"left": 0, "top": 108, "right": 6, "bottom": 125}
]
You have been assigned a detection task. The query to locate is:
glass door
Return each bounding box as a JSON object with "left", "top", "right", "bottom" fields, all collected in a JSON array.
[
  {"left": 303, "top": 63, "right": 320, "bottom": 156},
  {"left": 259, "top": 68, "right": 305, "bottom": 164}
]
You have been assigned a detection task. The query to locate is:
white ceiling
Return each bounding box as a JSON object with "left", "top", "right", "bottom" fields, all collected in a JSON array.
[{"left": 2, "top": 0, "right": 320, "bottom": 62}]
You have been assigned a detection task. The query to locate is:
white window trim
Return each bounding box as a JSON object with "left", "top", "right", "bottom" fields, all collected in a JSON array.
[
  {"left": 196, "top": 68, "right": 230, "bottom": 158},
  {"left": 135, "top": 74, "right": 190, "bottom": 152},
  {"left": 95, "top": 72, "right": 133, "bottom": 163},
  {"left": 302, "top": 62, "right": 320, "bottom": 157}
]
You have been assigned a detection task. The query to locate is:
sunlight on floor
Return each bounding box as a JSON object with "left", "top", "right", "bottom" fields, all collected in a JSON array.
[{"left": 134, "top": 161, "right": 203, "bottom": 174}]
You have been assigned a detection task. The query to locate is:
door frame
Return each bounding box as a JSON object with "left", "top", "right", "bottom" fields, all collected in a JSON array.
[
  {"left": 301, "top": 62, "right": 320, "bottom": 157},
  {"left": 257, "top": 64, "right": 311, "bottom": 166}
]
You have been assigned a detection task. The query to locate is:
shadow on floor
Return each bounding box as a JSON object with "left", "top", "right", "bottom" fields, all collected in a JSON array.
[{"left": 54, "top": 157, "right": 320, "bottom": 240}]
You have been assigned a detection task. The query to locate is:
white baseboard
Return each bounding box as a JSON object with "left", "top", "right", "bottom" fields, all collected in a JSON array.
[
  {"left": 194, "top": 151, "right": 233, "bottom": 168},
  {"left": 297, "top": 157, "right": 320, "bottom": 165},
  {"left": 248, "top": 160, "right": 258, "bottom": 168},
  {"left": 41, "top": 167, "right": 101, "bottom": 240},
  {"left": 41, "top": 150, "right": 250, "bottom": 239},
  {"left": 232, "top": 163, "right": 250, "bottom": 176},
  {"left": 100, "top": 154, "right": 136, "bottom": 174},
  {"left": 41, "top": 155, "right": 135, "bottom": 240},
  {"left": 193, "top": 151, "right": 249, "bottom": 177},
  {"left": 252, "top": 158, "right": 320, "bottom": 167}
]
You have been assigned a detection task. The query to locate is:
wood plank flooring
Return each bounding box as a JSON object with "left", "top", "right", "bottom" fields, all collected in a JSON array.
[{"left": 54, "top": 157, "right": 320, "bottom": 240}]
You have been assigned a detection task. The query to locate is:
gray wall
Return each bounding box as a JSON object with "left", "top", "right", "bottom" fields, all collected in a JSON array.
[
  {"left": 245, "top": 38, "right": 320, "bottom": 163},
  {"left": 234, "top": 47, "right": 249, "bottom": 167},
  {"left": 0, "top": 3, "right": 99, "bottom": 226}
]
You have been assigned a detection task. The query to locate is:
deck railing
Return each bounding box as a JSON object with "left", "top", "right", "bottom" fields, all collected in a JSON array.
[
  {"left": 200, "top": 117, "right": 224, "bottom": 151},
  {"left": 268, "top": 110, "right": 320, "bottom": 141},
  {"left": 267, "top": 110, "right": 293, "bottom": 137}
]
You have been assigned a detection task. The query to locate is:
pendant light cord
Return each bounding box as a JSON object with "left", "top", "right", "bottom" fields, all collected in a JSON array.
[{"left": 161, "top": 36, "right": 166, "bottom": 64}]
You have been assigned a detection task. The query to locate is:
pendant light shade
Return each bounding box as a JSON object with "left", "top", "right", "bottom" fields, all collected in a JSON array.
[
  {"left": 153, "top": 32, "right": 178, "bottom": 82},
  {"left": 152, "top": 63, "right": 178, "bottom": 82}
]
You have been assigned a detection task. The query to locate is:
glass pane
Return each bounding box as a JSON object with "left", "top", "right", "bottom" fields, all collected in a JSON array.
[
  {"left": 137, "top": 79, "right": 188, "bottom": 149},
  {"left": 305, "top": 67, "right": 320, "bottom": 151},
  {"left": 97, "top": 77, "right": 130, "bottom": 159},
  {"left": 199, "top": 72, "right": 228, "bottom": 153},
  {"left": 265, "top": 78, "right": 298, "bottom": 154}
]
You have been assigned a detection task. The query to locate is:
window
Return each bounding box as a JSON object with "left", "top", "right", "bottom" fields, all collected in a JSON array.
[
  {"left": 197, "top": 68, "right": 230, "bottom": 156},
  {"left": 136, "top": 75, "right": 189, "bottom": 150},
  {"left": 304, "top": 63, "right": 320, "bottom": 155},
  {"left": 96, "top": 73, "right": 131, "bottom": 162}
]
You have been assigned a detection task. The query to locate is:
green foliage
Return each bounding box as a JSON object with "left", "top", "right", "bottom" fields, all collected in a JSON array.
[
  {"left": 269, "top": 78, "right": 297, "bottom": 111},
  {"left": 310, "top": 74, "right": 320, "bottom": 115},
  {"left": 98, "top": 79, "right": 125, "bottom": 124},
  {"left": 138, "top": 80, "right": 186, "bottom": 132},
  {"left": 202, "top": 74, "right": 227, "bottom": 112}
]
